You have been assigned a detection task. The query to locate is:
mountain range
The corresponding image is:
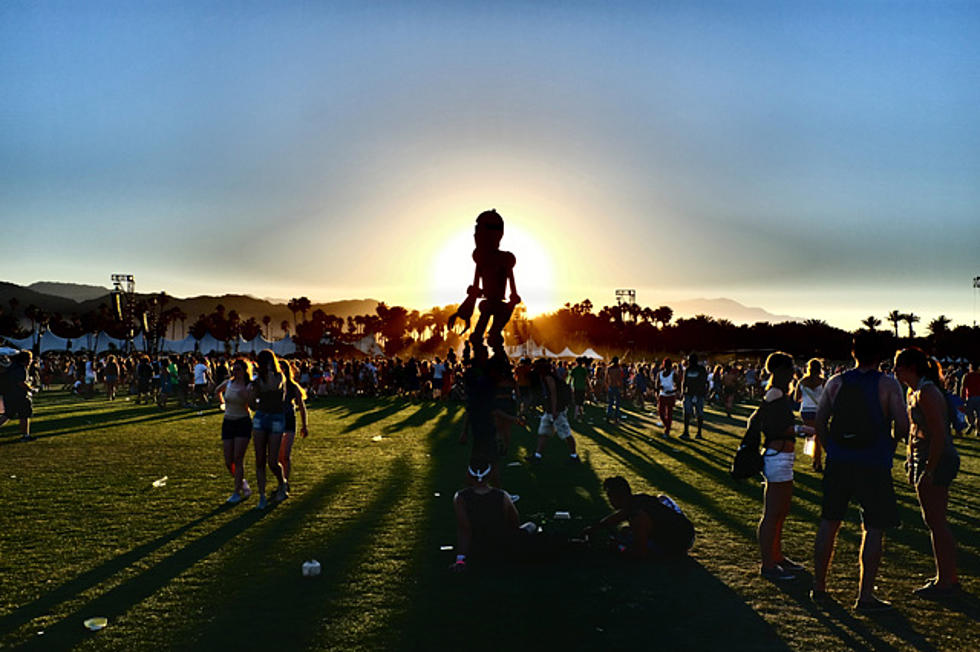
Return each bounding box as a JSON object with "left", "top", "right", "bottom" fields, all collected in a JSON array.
[{"left": 1, "top": 281, "right": 801, "bottom": 335}]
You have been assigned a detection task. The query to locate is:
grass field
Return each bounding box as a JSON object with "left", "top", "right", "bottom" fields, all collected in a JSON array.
[{"left": 1, "top": 390, "right": 978, "bottom": 651}]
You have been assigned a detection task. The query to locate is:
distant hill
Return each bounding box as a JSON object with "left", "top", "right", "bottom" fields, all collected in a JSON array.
[
  {"left": 669, "top": 298, "right": 800, "bottom": 325},
  {"left": 28, "top": 281, "right": 111, "bottom": 303},
  {"left": 1, "top": 282, "right": 379, "bottom": 337}
]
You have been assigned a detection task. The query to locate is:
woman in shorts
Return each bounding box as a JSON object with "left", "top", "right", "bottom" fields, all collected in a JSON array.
[
  {"left": 278, "top": 359, "right": 309, "bottom": 497},
  {"left": 215, "top": 359, "right": 254, "bottom": 504},
  {"left": 656, "top": 358, "right": 679, "bottom": 437},
  {"left": 793, "top": 358, "right": 825, "bottom": 471},
  {"left": 754, "top": 352, "right": 812, "bottom": 581},
  {"left": 250, "top": 349, "right": 287, "bottom": 509},
  {"left": 894, "top": 348, "right": 960, "bottom": 598}
]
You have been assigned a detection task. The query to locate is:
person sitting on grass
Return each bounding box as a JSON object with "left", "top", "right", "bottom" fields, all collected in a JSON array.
[
  {"left": 582, "top": 476, "right": 695, "bottom": 559},
  {"left": 451, "top": 458, "right": 538, "bottom": 572}
]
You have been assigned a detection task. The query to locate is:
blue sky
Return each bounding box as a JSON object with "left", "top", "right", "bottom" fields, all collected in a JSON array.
[{"left": 1, "top": 1, "right": 978, "bottom": 328}]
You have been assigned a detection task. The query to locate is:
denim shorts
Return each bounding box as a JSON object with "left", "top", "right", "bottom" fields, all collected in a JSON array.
[
  {"left": 683, "top": 394, "right": 705, "bottom": 416},
  {"left": 253, "top": 410, "right": 285, "bottom": 434},
  {"left": 762, "top": 449, "right": 794, "bottom": 483}
]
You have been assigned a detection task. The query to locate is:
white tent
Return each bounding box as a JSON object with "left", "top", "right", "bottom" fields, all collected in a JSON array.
[
  {"left": 580, "top": 347, "right": 603, "bottom": 360},
  {"left": 196, "top": 333, "right": 223, "bottom": 355},
  {"left": 40, "top": 332, "right": 70, "bottom": 353},
  {"left": 543, "top": 348, "right": 559, "bottom": 358},
  {"left": 556, "top": 347, "right": 579, "bottom": 358},
  {"left": 94, "top": 332, "right": 127, "bottom": 353},
  {"left": 271, "top": 337, "right": 297, "bottom": 357},
  {"left": 160, "top": 335, "right": 197, "bottom": 353},
  {"left": 2, "top": 334, "right": 35, "bottom": 350},
  {"left": 353, "top": 334, "right": 384, "bottom": 357}
]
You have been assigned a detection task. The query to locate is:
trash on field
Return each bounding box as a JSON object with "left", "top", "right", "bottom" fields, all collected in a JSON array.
[
  {"left": 671, "top": 448, "right": 682, "bottom": 453},
  {"left": 554, "top": 511, "right": 571, "bottom": 520},
  {"left": 371, "top": 435, "right": 384, "bottom": 442},
  {"left": 151, "top": 476, "right": 168, "bottom": 488},
  {"left": 439, "top": 545, "right": 453, "bottom": 551},
  {"left": 433, "top": 492, "right": 441, "bottom": 497},
  {"left": 301, "top": 560, "right": 321, "bottom": 577},
  {"left": 507, "top": 461, "right": 522, "bottom": 467},
  {"left": 10, "top": 475, "right": 16, "bottom": 479},
  {"left": 37, "top": 631, "right": 44, "bottom": 636},
  {"left": 83, "top": 617, "right": 108, "bottom": 631}
]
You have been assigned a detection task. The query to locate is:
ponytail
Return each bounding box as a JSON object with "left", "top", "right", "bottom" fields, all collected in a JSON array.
[{"left": 894, "top": 347, "right": 943, "bottom": 386}]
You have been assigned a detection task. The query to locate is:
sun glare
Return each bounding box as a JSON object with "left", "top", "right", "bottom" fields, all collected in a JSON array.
[{"left": 430, "top": 222, "right": 556, "bottom": 317}]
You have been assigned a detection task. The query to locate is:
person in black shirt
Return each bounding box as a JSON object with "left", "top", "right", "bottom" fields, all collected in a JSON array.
[
  {"left": 681, "top": 353, "right": 709, "bottom": 439},
  {"left": 2, "top": 351, "right": 36, "bottom": 441},
  {"left": 583, "top": 476, "right": 695, "bottom": 558}
]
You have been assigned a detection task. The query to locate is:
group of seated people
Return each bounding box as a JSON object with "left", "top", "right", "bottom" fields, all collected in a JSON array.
[{"left": 450, "top": 461, "right": 695, "bottom": 571}]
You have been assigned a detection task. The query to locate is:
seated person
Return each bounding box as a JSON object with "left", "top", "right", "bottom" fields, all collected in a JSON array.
[
  {"left": 583, "top": 476, "right": 695, "bottom": 558},
  {"left": 451, "top": 459, "right": 535, "bottom": 571}
]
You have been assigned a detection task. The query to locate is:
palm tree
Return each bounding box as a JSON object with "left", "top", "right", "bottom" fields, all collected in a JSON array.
[
  {"left": 887, "top": 310, "right": 903, "bottom": 338},
  {"left": 653, "top": 306, "right": 674, "bottom": 328},
  {"left": 287, "top": 298, "right": 301, "bottom": 328},
  {"left": 296, "top": 297, "right": 312, "bottom": 323},
  {"left": 902, "top": 312, "right": 920, "bottom": 338},
  {"left": 262, "top": 315, "right": 272, "bottom": 338},
  {"left": 928, "top": 315, "right": 951, "bottom": 337},
  {"left": 280, "top": 320, "right": 291, "bottom": 337},
  {"left": 861, "top": 315, "right": 882, "bottom": 332}
]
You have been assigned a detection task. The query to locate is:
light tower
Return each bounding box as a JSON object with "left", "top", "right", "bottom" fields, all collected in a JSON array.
[
  {"left": 111, "top": 274, "right": 136, "bottom": 352},
  {"left": 973, "top": 276, "right": 979, "bottom": 327}
]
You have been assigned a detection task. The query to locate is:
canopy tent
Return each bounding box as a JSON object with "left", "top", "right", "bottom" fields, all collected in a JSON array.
[
  {"left": 1, "top": 334, "right": 35, "bottom": 350},
  {"left": 271, "top": 337, "right": 297, "bottom": 357},
  {"left": 555, "top": 347, "right": 579, "bottom": 358},
  {"left": 543, "top": 348, "right": 559, "bottom": 358},
  {"left": 580, "top": 347, "right": 603, "bottom": 360},
  {"left": 239, "top": 335, "right": 272, "bottom": 354},
  {"left": 353, "top": 334, "right": 384, "bottom": 357},
  {"left": 160, "top": 335, "right": 197, "bottom": 354},
  {"left": 196, "top": 333, "right": 223, "bottom": 355},
  {"left": 40, "top": 332, "right": 70, "bottom": 353},
  {"left": 94, "top": 334, "right": 127, "bottom": 353}
]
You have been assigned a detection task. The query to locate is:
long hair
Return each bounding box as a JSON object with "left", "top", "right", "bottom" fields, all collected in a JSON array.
[
  {"left": 764, "top": 352, "right": 794, "bottom": 389},
  {"left": 279, "top": 358, "right": 307, "bottom": 400},
  {"left": 256, "top": 349, "right": 279, "bottom": 384},
  {"left": 895, "top": 347, "right": 943, "bottom": 386}
]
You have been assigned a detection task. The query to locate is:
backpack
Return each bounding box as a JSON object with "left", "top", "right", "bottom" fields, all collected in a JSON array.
[
  {"left": 730, "top": 403, "right": 764, "bottom": 479},
  {"left": 829, "top": 371, "right": 882, "bottom": 449}
]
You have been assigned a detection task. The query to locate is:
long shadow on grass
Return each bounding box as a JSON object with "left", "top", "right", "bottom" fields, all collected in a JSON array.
[
  {"left": 13, "top": 472, "right": 352, "bottom": 651},
  {"left": 387, "top": 410, "right": 789, "bottom": 651},
  {"left": 179, "top": 458, "right": 412, "bottom": 650},
  {"left": 340, "top": 397, "right": 412, "bottom": 433},
  {"left": 0, "top": 505, "right": 226, "bottom": 640},
  {"left": 0, "top": 407, "right": 210, "bottom": 446}
]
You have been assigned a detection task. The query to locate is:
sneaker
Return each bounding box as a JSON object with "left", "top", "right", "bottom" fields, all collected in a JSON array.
[
  {"left": 242, "top": 482, "right": 252, "bottom": 500},
  {"left": 20, "top": 434, "right": 36, "bottom": 442},
  {"left": 695, "top": 433, "right": 704, "bottom": 440},
  {"left": 680, "top": 433, "right": 690, "bottom": 440},
  {"left": 566, "top": 455, "right": 581, "bottom": 464},
  {"left": 854, "top": 595, "right": 893, "bottom": 612},
  {"left": 528, "top": 454, "right": 543, "bottom": 465},
  {"left": 506, "top": 493, "right": 520, "bottom": 503},
  {"left": 913, "top": 582, "right": 958, "bottom": 600},
  {"left": 777, "top": 557, "right": 806, "bottom": 572},
  {"left": 760, "top": 565, "right": 796, "bottom": 581},
  {"left": 255, "top": 495, "right": 268, "bottom": 510},
  {"left": 272, "top": 486, "right": 288, "bottom": 503},
  {"left": 226, "top": 492, "right": 243, "bottom": 504}
]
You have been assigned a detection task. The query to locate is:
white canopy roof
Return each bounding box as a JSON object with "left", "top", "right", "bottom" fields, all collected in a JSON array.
[
  {"left": 556, "top": 347, "right": 579, "bottom": 358},
  {"left": 581, "top": 347, "right": 604, "bottom": 360}
]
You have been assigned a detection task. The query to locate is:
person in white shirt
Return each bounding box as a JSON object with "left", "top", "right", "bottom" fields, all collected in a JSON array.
[{"left": 193, "top": 357, "right": 210, "bottom": 406}]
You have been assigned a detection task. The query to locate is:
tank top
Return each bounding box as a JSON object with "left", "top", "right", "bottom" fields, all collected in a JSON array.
[
  {"left": 800, "top": 382, "right": 824, "bottom": 411},
  {"left": 909, "top": 379, "right": 954, "bottom": 455},
  {"left": 254, "top": 374, "right": 285, "bottom": 413},
  {"left": 659, "top": 370, "right": 677, "bottom": 396},
  {"left": 223, "top": 381, "right": 251, "bottom": 419}
]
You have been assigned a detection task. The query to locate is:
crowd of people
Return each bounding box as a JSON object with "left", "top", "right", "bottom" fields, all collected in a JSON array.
[{"left": 1, "top": 335, "right": 977, "bottom": 611}]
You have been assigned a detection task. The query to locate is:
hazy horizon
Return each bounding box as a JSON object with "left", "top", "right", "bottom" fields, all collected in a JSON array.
[{"left": 2, "top": 2, "right": 977, "bottom": 331}]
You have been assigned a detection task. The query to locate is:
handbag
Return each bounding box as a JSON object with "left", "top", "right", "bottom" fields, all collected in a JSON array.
[{"left": 730, "top": 402, "right": 765, "bottom": 480}]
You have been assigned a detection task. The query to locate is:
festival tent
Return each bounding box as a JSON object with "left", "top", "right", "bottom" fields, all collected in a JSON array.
[
  {"left": 580, "top": 347, "right": 603, "bottom": 360},
  {"left": 160, "top": 335, "right": 197, "bottom": 353},
  {"left": 132, "top": 332, "right": 147, "bottom": 352},
  {"left": 353, "top": 334, "right": 384, "bottom": 357},
  {"left": 94, "top": 333, "right": 127, "bottom": 353},
  {"left": 1, "top": 334, "right": 35, "bottom": 350},
  {"left": 40, "top": 332, "right": 70, "bottom": 353},
  {"left": 272, "top": 337, "right": 297, "bottom": 357},
  {"left": 544, "top": 348, "right": 560, "bottom": 358},
  {"left": 196, "top": 333, "right": 223, "bottom": 355},
  {"left": 556, "top": 347, "right": 579, "bottom": 358}
]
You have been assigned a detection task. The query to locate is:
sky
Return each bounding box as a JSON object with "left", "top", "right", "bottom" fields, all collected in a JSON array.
[{"left": 2, "top": 1, "right": 978, "bottom": 330}]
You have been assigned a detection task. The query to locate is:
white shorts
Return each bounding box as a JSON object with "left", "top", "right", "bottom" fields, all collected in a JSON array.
[
  {"left": 538, "top": 410, "right": 572, "bottom": 440},
  {"left": 762, "top": 449, "right": 794, "bottom": 483}
]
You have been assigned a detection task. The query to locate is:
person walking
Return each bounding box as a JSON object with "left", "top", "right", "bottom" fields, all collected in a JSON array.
[
  {"left": 794, "top": 359, "right": 826, "bottom": 471},
  {"left": 250, "top": 349, "right": 288, "bottom": 509},
  {"left": 606, "top": 357, "right": 624, "bottom": 424},
  {"left": 893, "top": 348, "right": 961, "bottom": 598},
  {"left": 681, "top": 354, "right": 709, "bottom": 439},
  {"left": 214, "top": 359, "right": 254, "bottom": 504},
  {"left": 278, "top": 358, "right": 309, "bottom": 497},
  {"left": 811, "top": 333, "right": 909, "bottom": 612},
  {"left": 656, "top": 358, "right": 679, "bottom": 438}
]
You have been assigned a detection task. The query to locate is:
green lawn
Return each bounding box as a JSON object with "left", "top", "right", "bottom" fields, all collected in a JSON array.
[{"left": 1, "top": 391, "right": 977, "bottom": 651}]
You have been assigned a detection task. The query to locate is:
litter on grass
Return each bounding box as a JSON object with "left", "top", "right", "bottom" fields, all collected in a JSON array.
[
  {"left": 439, "top": 545, "right": 453, "bottom": 551},
  {"left": 507, "top": 461, "right": 522, "bottom": 467},
  {"left": 83, "top": 617, "right": 108, "bottom": 631},
  {"left": 151, "top": 476, "right": 168, "bottom": 488},
  {"left": 301, "top": 560, "right": 321, "bottom": 577},
  {"left": 371, "top": 435, "right": 384, "bottom": 442},
  {"left": 554, "top": 511, "right": 571, "bottom": 520},
  {"left": 433, "top": 492, "right": 441, "bottom": 497}
]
